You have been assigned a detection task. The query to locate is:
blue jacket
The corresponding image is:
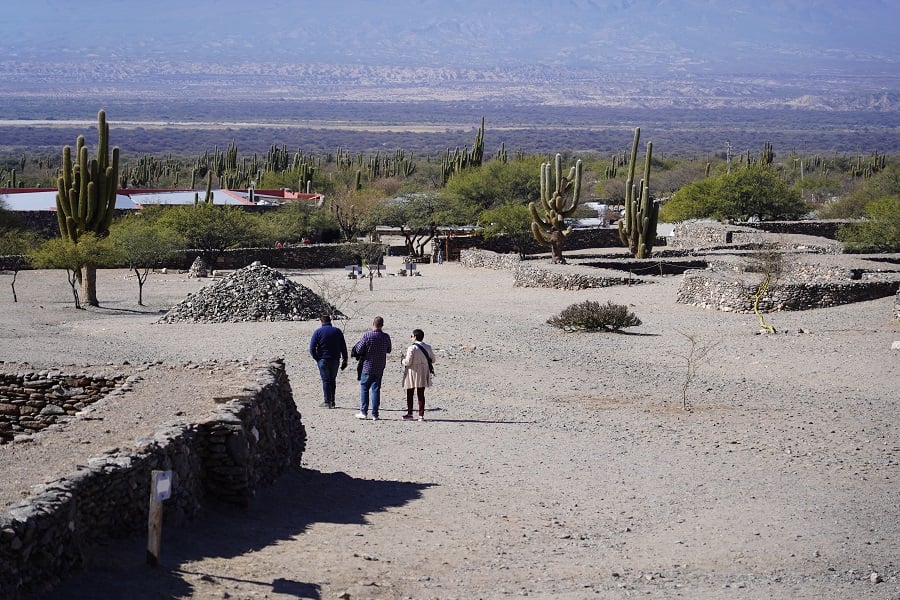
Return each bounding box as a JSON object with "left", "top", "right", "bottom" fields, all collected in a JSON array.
[{"left": 309, "top": 323, "right": 348, "bottom": 362}]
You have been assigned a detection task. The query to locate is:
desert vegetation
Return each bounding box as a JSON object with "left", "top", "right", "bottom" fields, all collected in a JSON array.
[
  {"left": 546, "top": 299, "right": 642, "bottom": 332},
  {"left": 1, "top": 109, "right": 899, "bottom": 311}
]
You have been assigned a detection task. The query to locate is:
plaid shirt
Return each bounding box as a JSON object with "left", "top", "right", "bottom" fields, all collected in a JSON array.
[{"left": 353, "top": 329, "right": 392, "bottom": 376}]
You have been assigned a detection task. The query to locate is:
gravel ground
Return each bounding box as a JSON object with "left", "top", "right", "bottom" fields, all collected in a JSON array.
[{"left": 2, "top": 249, "right": 899, "bottom": 600}]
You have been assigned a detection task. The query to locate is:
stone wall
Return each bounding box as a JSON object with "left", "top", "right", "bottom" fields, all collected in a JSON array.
[
  {"left": 0, "top": 243, "right": 381, "bottom": 273},
  {"left": 458, "top": 248, "right": 525, "bottom": 271},
  {"left": 459, "top": 249, "right": 650, "bottom": 291},
  {"left": 0, "top": 370, "right": 129, "bottom": 443},
  {"left": 0, "top": 358, "right": 304, "bottom": 599},
  {"left": 741, "top": 220, "right": 844, "bottom": 240},
  {"left": 668, "top": 220, "right": 843, "bottom": 254},
  {"left": 677, "top": 269, "right": 899, "bottom": 313}
]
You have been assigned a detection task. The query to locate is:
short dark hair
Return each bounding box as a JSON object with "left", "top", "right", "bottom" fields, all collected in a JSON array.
[
  {"left": 320, "top": 314, "right": 332, "bottom": 323},
  {"left": 412, "top": 328, "right": 424, "bottom": 341},
  {"left": 373, "top": 316, "right": 384, "bottom": 328}
]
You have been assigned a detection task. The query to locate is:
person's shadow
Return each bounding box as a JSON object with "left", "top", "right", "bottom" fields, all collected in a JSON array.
[{"left": 43, "top": 469, "right": 435, "bottom": 600}]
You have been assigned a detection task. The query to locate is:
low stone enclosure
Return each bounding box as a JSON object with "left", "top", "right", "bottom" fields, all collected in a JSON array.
[
  {"left": 677, "top": 261, "right": 899, "bottom": 313},
  {"left": 668, "top": 222, "right": 899, "bottom": 314},
  {"left": 0, "top": 358, "right": 304, "bottom": 599},
  {"left": 459, "top": 248, "right": 653, "bottom": 290},
  {"left": 460, "top": 222, "right": 900, "bottom": 318}
]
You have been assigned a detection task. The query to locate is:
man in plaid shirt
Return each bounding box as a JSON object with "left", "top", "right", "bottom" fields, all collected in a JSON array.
[{"left": 352, "top": 316, "right": 392, "bottom": 420}]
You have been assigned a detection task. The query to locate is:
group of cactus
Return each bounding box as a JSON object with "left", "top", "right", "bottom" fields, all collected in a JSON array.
[
  {"left": 850, "top": 150, "right": 886, "bottom": 179},
  {"left": 494, "top": 142, "right": 508, "bottom": 163},
  {"left": 440, "top": 116, "right": 485, "bottom": 184},
  {"left": 1, "top": 155, "right": 26, "bottom": 186},
  {"left": 121, "top": 153, "right": 180, "bottom": 188},
  {"left": 332, "top": 146, "right": 416, "bottom": 182},
  {"left": 604, "top": 155, "right": 620, "bottom": 179}
]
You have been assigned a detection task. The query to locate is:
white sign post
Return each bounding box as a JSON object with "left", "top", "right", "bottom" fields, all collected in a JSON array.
[{"left": 147, "top": 470, "right": 172, "bottom": 566}]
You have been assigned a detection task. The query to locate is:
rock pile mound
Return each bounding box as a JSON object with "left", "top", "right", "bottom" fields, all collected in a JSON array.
[{"left": 158, "top": 263, "right": 341, "bottom": 323}]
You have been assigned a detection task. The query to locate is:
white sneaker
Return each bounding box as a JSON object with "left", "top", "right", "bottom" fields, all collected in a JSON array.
[
  {"left": 417, "top": 416, "right": 426, "bottom": 422},
  {"left": 372, "top": 415, "right": 379, "bottom": 421},
  {"left": 355, "top": 412, "right": 367, "bottom": 420}
]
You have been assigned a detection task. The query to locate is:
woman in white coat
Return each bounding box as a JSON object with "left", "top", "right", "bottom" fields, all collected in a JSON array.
[{"left": 401, "top": 328, "right": 435, "bottom": 421}]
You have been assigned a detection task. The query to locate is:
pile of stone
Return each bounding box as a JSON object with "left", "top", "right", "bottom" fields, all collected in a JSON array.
[{"left": 157, "top": 263, "right": 341, "bottom": 323}]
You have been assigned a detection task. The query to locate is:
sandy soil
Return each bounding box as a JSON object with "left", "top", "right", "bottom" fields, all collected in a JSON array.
[{"left": 1, "top": 249, "right": 899, "bottom": 600}]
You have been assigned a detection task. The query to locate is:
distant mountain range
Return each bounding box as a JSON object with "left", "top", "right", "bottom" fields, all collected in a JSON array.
[
  {"left": 5, "top": 1, "right": 900, "bottom": 76},
  {"left": 0, "top": 59, "right": 897, "bottom": 118},
  {"left": 2, "top": 1, "right": 899, "bottom": 129}
]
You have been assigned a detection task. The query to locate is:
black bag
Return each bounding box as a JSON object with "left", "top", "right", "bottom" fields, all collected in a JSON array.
[
  {"left": 414, "top": 343, "right": 434, "bottom": 375},
  {"left": 351, "top": 346, "right": 365, "bottom": 380}
]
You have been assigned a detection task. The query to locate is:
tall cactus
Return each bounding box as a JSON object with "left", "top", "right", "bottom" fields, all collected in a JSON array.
[
  {"left": 55, "top": 109, "right": 120, "bottom": 306},
  {"left": 617, "top": 128, "right": 658, "bottom": 259},
  {"left": 529, "top": 153, "right": 583, "bottom": 264}
]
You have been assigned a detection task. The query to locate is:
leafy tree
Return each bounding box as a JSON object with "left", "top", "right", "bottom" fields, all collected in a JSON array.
[
  {"left": 478, "top": 202, "right": 533, "bottom": 259},
  {"left": 658, "top": 176, "right": 718, "bottom": 222},
  {"left": 794, "top": 175, "right": 842, "bottom": 206},
  {"left": 438, "top": 157, "right": 542, "bottom": 225},
  {"left": 157, "top": 203, "right": 267, "bottom": 265},
  {"left": 838, "top": 196, "right": 900, "bottom": 252},
  {"left": 327, "top": 185, "right": 388, "bottom": 241},
  {"left": 0, "top": 229, "right": 38, "bottom": 302},
  {"left": 107, "top": 214, "right": 183, "bottom": 305},
  {"left": 258, "top": 202, "right": 339, "bottom": 244},
  {"left": 661, "top": 165, "right": 806, "bottom": 222},
  {"left": 29, "top": 234, "right": 114, "bottom": 309},
  {"left": 374, "top": 194, "right": 440, "bottom": 257},
  {"left": 651, "top": 160, "right": 711, "bottom": 198}
]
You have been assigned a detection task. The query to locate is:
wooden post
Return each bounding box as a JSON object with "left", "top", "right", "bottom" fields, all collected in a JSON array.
[{"left": 147, "top": 470, "right": 172, "bottom": 566}]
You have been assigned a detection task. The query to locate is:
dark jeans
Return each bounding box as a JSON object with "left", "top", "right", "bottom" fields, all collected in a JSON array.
[{"left": 317, "top": 358, "right": 340, "bottom": 406}]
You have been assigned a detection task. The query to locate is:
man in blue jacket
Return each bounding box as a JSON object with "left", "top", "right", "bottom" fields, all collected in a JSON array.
[{"left": 309, "top": 314, "right": 348, "bottom": 408}]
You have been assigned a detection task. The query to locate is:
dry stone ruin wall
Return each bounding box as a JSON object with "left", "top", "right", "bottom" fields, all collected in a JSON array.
[{"left": 0, "top": 358, "right": 304, "bottom": 598}]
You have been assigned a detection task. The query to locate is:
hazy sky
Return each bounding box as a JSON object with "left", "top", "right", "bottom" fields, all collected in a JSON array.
[{"left": 5, "top": 1, "right": 900, "bottom": 76}]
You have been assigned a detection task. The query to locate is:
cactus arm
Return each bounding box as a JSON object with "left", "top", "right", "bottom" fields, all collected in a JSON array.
[
  {"left": 55, "top": 176, "right": 68, "bottom": 237},
  {"left": 528, "top": 201, "right": 548, "bottom": 227},
  {"left": 531, "top": 221, "right": 551, "bottom": 247}
]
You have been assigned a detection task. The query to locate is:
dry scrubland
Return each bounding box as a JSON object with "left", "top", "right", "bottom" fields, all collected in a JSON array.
[{"left": 1, "top": 248, "right": 898, "bottom": 599}]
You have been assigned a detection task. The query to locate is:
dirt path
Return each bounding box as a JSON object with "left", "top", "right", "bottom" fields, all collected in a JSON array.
[{"left": 2, "top": 252, "right": 898, "bottom": 599}]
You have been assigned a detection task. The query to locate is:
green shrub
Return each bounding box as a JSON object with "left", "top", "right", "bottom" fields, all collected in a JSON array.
[
  {"left": 837, "top": 196, "right": 900, "bottom": 253},
  {"left": 547, "top": 300, "right": 642, "bottom": 332}
]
